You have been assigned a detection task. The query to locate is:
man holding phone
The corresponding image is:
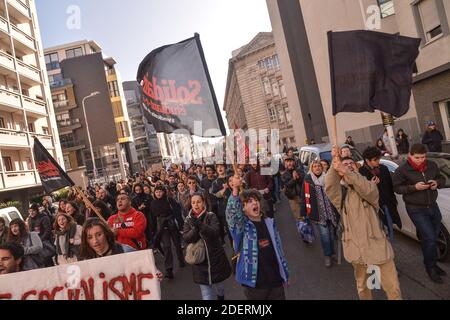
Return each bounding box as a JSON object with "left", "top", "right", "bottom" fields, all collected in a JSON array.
[{"left": 393, "top": 144, "right": 446, "bottom": 283}]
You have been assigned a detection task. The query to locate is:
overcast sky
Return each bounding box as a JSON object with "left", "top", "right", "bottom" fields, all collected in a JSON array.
[{"left": 36, "top": 0, "right": 273, "bottom": 125}]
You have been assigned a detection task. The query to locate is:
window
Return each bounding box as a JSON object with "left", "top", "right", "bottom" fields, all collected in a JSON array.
[
  {"left": 284, "top": 105, "right": 292, "bottom": 124},
  {"left": 112, "top": 101, "right": 124, "bottom": 118},
  {"left": 418, "top": 0, "right": 442, "bottom": 41},
  {"left": 117, "top": 121, "right": 130, "bottom": 139},
  {"left": 277, "top": 107, "right": 285, "bottom": 124},
  {"left": 52, "top": 93, "right": 66, "bottom": 102},
  {"left": 63, "top": 154, "right": 71, "bottom": 170},
  {"left": 266, "top": 57, "right": 273, "bottom": 69},
  {"left": 439, "top": 100, "right": 450, "bottom": 140},
  {"left": 0, "top": 117, "right": 4, "bottom": 128},
  {"left": 66, "top": 47, "right": 83, "bottom": 59},
  {"left": 268, "top": 107, "right": 277, "bottom": 122},
  {"left": 2, "top": 156, "right": 13, "bottom": 171},
  {"left": 42, "top": 127, "right": 49, "bottom": 135},
  {"left": 49, "top": 74, "right": 63, "bottom": 86},
  {"left": 377, "top": 0, "right": 395, "bottom": 18},
  {"left": 26, "top": 157, "right": 32, "bottom": 170},
  {"left": 272, "top": 81, "right": 280, "bottom": 96},
  {"left": 273, "top": 54, "right": 280, "bottom": 70},
  {"left": 280, "top": 81, "right": 287, "bottom": 98},
  {"left": 108, "top": 81, "right": 120, "bottom": 97},
  {"left": 262, "top": 77, "right": 271, "bottom": 95},
  {"left": 290, "top": 137, "right": 296, "bottom": 145},
  {"left": 44, "top": 52, "right": 59, "bottom": 70},
  {"left": 28, "top": 122, "right": 35, "bottom": 133}
]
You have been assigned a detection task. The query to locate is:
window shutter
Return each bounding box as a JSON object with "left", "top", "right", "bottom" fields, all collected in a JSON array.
[{"left": 419, "top": 0, "right": 440, "bottom": 33}]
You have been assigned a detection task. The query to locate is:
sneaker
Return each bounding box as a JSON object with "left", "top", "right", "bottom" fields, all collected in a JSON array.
[
  {"left": 435, "top": 265, "right": 447, "bottom": 277},
  {"left": 331, "top": 254, "right": 338, "bottom": 262},
  {"left": 217, "top": 295, "right": 225, "bottom": 300},
  {"left": 427, "top": 268, "right": 443, "bottom": 284},
  {"left": 324, "top": 256, "right": 332, "bottom": 268}
]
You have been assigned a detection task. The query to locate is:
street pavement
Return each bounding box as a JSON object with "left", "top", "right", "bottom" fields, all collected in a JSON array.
[{"left": 157, "top": 195, "right": 450, "bottom": 300}]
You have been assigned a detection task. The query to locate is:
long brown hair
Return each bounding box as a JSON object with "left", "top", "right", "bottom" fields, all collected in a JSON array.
[
  {"left": 79, "top": 218, "right": 116, "bottom": 260},
  {"left": 7, "top": 218, "right": 28, "bottom": 242},
  {"left": 53, "top": 213, "right": 75, "bottom": 233}
]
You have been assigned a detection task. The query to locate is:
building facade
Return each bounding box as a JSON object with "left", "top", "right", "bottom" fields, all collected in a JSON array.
[
  {"left": 44, "top": 40, "right": 134, "bottom": 185},
  {"left": 0, "top": 0, "right": 64, "bottom": 207},
  {"left": 267, "top": 0, "right": 450, "bottom": 151},
  {"left": 123, "top": 80, "right": 162, "bottom": 171},
  {"left": 224, "top": 32, "right": 296, "bottom": 150}
]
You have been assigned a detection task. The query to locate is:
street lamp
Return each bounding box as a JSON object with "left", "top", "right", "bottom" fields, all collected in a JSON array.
[{"left": 82, "top": 91, "right": 100, "bottom": 180}]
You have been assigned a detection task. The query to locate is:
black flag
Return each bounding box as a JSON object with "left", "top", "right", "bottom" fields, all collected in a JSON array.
[
  {"left": 328, "top": 30, "right": 421, "bottom": 117},
  {"left": 136, "top": 33, "right": 226, "bottom": 137},
  {"left": 33, "top": 137, "right": 74, "bottom": 194}
]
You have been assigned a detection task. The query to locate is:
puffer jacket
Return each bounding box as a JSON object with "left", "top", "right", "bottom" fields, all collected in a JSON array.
[
  {"left": 325, "top": 167, "right": 394, "bottom": 265},
  {"left": 226, "top": 195, "right": 289, "bottom": 288},
  {"left": 183, "top": 209, "right": 231, "bottom": 285},
  {"left": 392, "top": 160, "right": 445, "bottom": 209}
]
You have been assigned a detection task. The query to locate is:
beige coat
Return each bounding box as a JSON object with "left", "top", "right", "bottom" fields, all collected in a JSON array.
[{"left": 325, "top": 167, "right": 394, "bottom": 265}]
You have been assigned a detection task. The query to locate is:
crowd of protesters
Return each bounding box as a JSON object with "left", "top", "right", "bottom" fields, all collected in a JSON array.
[{"left": 0, "top": 137, "right": 448, "bottom": 300}]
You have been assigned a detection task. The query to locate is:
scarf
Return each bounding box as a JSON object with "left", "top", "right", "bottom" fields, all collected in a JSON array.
[
  {"left": 408, "top": 156, "right": 427, "bottom": 173},
  {"left": 55, "top": 223, "right": 77, "bottom": 257},
  {"left": 192, "top": 207, "right": 206, "bottom": 219},
  {"left": 310, "top": 172, "right": 325, "bottom": 187}
]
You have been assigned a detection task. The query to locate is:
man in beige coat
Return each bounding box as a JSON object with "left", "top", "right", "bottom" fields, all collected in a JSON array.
[{"left": 325, "top": 146, "right": 402, "bottom": 300}]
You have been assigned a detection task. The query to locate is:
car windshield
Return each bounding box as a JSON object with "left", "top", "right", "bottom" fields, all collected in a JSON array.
[{"left": 429, "top": 157, "right": 450, "bottom": 188}]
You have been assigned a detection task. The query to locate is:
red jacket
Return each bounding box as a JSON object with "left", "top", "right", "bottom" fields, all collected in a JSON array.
[{"left": 108, "top": 207, "right": 147, "bottom": 250}]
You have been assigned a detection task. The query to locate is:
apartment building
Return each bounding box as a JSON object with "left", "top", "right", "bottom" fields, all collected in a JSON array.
[
  {"left": 224, "top": 32, "right": 296, "bottom": 150},
  {"left": 0, "top": 0, "right": 64, "bottom": 207},
  {"left": 267, "top": 0, "right": 450, "bottom": 150},
  {"left": 44, "top": 40, "right": 134, "bottom": 185}
]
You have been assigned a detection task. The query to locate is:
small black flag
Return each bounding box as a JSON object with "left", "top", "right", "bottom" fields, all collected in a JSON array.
[
  {"left": 136, "top": 33, "right": 226, "bottom": 137},
  {"left": 33, "top": 137, "right": 74, "bottom": 194},
  {"left": 328, "top": 30, "right": 421, "bottom": 117}
]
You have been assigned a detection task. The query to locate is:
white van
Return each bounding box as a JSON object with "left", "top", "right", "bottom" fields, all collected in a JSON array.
[{"left": 0, "top": 207, "right": 24, "bottom": 226}]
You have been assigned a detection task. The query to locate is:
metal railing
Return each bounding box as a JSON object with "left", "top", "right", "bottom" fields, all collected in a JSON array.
[{"left": 50, "top": 78, "right": 72, "bottom": 89}]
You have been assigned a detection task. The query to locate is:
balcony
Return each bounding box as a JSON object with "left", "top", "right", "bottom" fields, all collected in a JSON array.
[
  {"left": 0, "top": 50, "right": 15, "bottom": 73},
  {"left": 0, "top": 16, "right": 9, "bottom": 35},
  {"left": 0, "top": 128, "right": 28, "bottom": 147},
  {"left": 33, "top": 134, "right": 53, "bottom": 149},
  {"left": 7, "top": 0, "right": 31, "bottom": 22},
  {"left": 57, "top": 118, "right": 81, "bottom": 133},
  {"left": 50, "top": 78, "right": 73, "bottom": 89},
  {"left": 23, "top": 96, "right": 46, "bottom": 115},
  {"left": 17, "top": 60, "right": 41, "bottom": 84},
  {"left": 11, "top": 24, "right": 35, "bottom": 52},
  {"left": 61, "top": 139, "right": 86, "bottom": 150},
  {"left": 0, "top": 88, "right": 21, "bottom": 110},
  {"left": 2, "top": 170, "right": 36, "bottom": 189}
]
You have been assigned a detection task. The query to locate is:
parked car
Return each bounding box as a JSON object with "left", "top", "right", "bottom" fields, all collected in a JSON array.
[
  {"left": 0, "top": 207, "right": 24, "bottom": 227},
  {"left": 380, "top": 154, "right": 450, "bottom": 262},
  {"left": 298, "top": 143, "right": 363, "bottom": 169}
]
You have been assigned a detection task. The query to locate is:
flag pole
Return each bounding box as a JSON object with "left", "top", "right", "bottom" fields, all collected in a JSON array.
[{"left": 73, "top": 186, "right": 107, "bottom": 224}]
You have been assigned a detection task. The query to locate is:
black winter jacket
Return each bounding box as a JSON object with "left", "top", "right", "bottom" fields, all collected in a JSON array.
[
  {"left": 183, "top": 210, "right": 231, "bottom": 285},
  {"left": 393, "top": 160, "right": 445, "bottom": 209}
]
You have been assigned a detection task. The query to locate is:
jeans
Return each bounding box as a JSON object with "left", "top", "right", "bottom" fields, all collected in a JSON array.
[
  {"left": 406, "top": 205, "right": 442, "bottom": 269},
  {"left": 273, "top": 175, "right": 281, "bottom": 202},
  {"left": 199, "top": 282, "right": 225, "bottom": 300},
  {"left": 383, "top": 205, "right": 394, "bottom": 241},
  {"left": 316, "top": 221, "right": 335, "bottom": 257}
]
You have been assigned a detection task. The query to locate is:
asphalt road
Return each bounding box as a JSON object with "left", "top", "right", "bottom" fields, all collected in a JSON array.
[{"left": 157, "top": 195, "right": 450, "bottom": 300}]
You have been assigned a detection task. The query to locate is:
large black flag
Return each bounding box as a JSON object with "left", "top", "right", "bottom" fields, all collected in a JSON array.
[
  {"left": 328, "top": 30, "right": 421, "bottom": 117},
  {"left": 136, "top": 33, "right": 226, "bottom": 137},
  {"left": 33, "top": 137, "right": 74, "bottom": 194}
]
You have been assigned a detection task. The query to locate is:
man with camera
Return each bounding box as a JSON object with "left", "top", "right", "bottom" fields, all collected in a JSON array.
[{"left": 393, "top": 144, "right": 446, "bottom": 284}]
